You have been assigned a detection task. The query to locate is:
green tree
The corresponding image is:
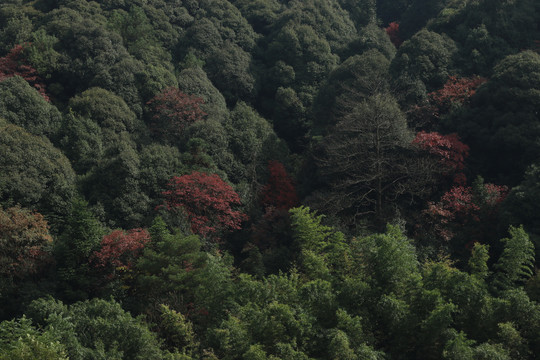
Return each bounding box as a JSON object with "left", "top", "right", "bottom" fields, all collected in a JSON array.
[
  {"left": 444, "top": 51, "right": 540, "bottom": 185},
  {"left": 0, "top": 316, "right": 68, "bottom": 360},
  {"left": 313, "top": 49, "right": 392, "bottom": 132},
  {"left": 26, "top": 297, "right": 165, "bottom": 360},
  {"left": 54, "top": 197, "right": 104, "bottom": 302},
  {"left": 493, "top": 226, "right": 535, "bottom": 291},
  {"left": 59, "top": 112, "right": 104, "bottom": 174},
  {"left": 135, "top": 218, "right": 207, "bottom": 315},
  {"left": 0, "top": 76, "right": 62, "bottom": 140},
  {"left": 0, "top": 123, "right": 75, "bottom": 218},
  {"left": 82, "top": 139, "right": 149, "bottom": 228},
  {"left": 177, "top": 66, "right": 228, "bottom": 122},
  {"left": 68, "top": 87, "right": 141, "bottom": 142},
  {"left": 391, "top": 29, "right": 457, "bottom": 103}
]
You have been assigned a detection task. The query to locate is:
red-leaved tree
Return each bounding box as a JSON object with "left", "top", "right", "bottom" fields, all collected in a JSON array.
[
  {"left": 146, "top": 87, "right": 206, "bottom": 141},
  {"left": 408, "top": 75, "right": 486, "bottom": 127},
  {"left": 428, "top": 75, "right": 486, "bottom": 115},
  {"left": 162, "top": 171, "right": 248, "bottom": 238},
  {"left": 261, "top": 160, "right": 299, "bottom": 210},
  {"left": 413, "top": 131, "right": 470, "bottom": 184},
  {"left": 420, "top": 180, "right": 508, "bottom": 244},
  {"left": 93, "top": 228, "right": 150, "bottom": 272},
  {"left": 0, "top": 44, "right": 49, "bottom": 101},
  {"left": 385, "top": 22, "right": 403, "bottom": 47}
]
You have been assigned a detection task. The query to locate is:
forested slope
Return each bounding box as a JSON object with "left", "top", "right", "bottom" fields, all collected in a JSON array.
[{"left": 1, "top": 0, "right": 540, "bottom": 358}]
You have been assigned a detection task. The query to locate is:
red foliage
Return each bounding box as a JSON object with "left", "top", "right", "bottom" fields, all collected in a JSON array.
[
  {"left": 0, "top": 44, "right": 49, "bottom": 101},
  {"left": 422, "top": 182, "right": 508, "bottom": 242},
  {"left": 146, "top": 87, "right": 206, "bottom": 141},
  {"left": 162, "top": 171, "right": 248, "bottom": 238},
  {"left": 413, "top": 131, "right": 470, "bottom": 178},
  {"left": 385, "top": 22, "right": 403, "bottom": 47},
  {"left": 428, "top": 75, "right": 486, "bottom": 114},
  {"left": 261, "top": 160, "right": 299, "bottom": 210},
  {"left": 439, "top": 186, "right": 478, "bottom": 220},
  {"left": 93, "top": 228, "right": 150, "bottom": 270}
]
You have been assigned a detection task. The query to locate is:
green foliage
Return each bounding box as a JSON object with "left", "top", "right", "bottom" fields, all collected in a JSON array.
[
  {"left": 345, "top": 23, "right": 396, "bottom": 61},
  {"left": 0, "top": 76, "right": 62, "bottom": 140},
  {"left": 0, "top": 316, "right": 68, "bottom": 360},
  {"left": 468, "top": 243, "right": 490, "bottom": 279},
  {"left": 1, "top": 0, "right": 540, "bottom": 358},
  {"left": 82, "top": 139, "right": 150, "bottom": 228},
  {"left": 54, "top": 197, "right": 104, "bottom": 301},
  {"left": 135, "top": 221, "right": 207, "bottom": 313},
  {"left": 493, "top": 226, "right": 535, "bottom": 291},
  {"left": 176, "top": 66, "right": 227, "bottom": 122},
  {"left": 391, "top": 29, "right": 457, "bottom": 96},
  {"left": 353, "top": 225, "right": 420, "bottom": 295},
  {"left": 446, "top": 50, "right": 540, "bottom": 185},
  {"left": 68, "top": 87, "right": 139, "bottom": 140},
  {"left": 59, "top": 112, "right": 104, "bottom": 174},
  {"left": 26, "top": 297, "right": 164, "bottom": 360},
  {"left": 158, "top": 304, "right": 198, "bottom": 355},
  {"left": 281, "top": 0, "right": 357, "bottom": 55},
  {"left": 503, "top": 164, "right": 540, "bottom": 244},
  {"left": 139, "top": 143, "right": 185, "bottom": 206},
  {"left": 314, "top": 49, "right": 392, "bottom": 131},
  {"left": 223, "top": 102, "right": 287, "bottom": 208},
  {"left": 0, "top": 123, "right": 75, "bottom": 218},
  {"left": 25, "top": 29, "right": 61, "bottom": 77}
]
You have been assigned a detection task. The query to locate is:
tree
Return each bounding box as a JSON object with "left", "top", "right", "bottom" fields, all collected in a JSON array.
[
  {"left": 68, "top": 87, "right": 139, "bottom": 141},
  {"left": 428, "top": 75, "right": 486, "bottom": 115},
  {"left": 390, "top": 30, "right": 457, "bottom": 104},
  {"left": 0, "top": 75, "right": 61, "bottom": 140},
  {"left": 81, "top": 139, "right": 150, "bottom": 228},
  {"left": 135, "top": 217, "right": 207, "bottom": 316},
  {"left": 413, "top": 131, "right": 469, "bottom": 183},
  {"left": 54, "top": 197, "right": 104, "bottom": 301},
  {"left": 419, "top": 177, "right": 508, "bottom": 249},
  {"left": 313, "top": 49, "right": 392, "bottom": 132},
  {"left": 177, "top": 66, "right": 228, "bottom": 122},
  {"left": 162, "top": 172, "right": 248, "bottom": 238},
  {"left": 443, "top": 51, "right": 540, "bottom": 185},
  {"left": 289, "top": 206, "right": 348, "bottom": 279},
  {"left": 493, "top": 226, "right": 535, "bottom": 291},
  {"left": 502, "top": 164, "right": 540, "bottom": 255},
  {"left": 26, "top": 297, "right": 165, "bottom": 360},
  {"left": 147, "top": 86, "right": 206, "bottom": 143},
  {"left": 93, "top": 228, "right": 150, "bottom": 274},
  {"left": 385, "top": 21, "right": 402, "bottom": 47},
  {"left": 0, "top": 124, "right": 75, "bottom": 218},
  {"left": 0, "top": 206, "right": 52, "bottom": 281},
  {"left": 223, "top": 102, "right": 287, "bottom": 208},
  {"left": 261, "top": 161, "right": 299, "bottom": 210},
  {"left": 0, "top": 44, "right": 48, "bottom": 101},
  {"left": 345, "top": 23, "right": 396, "bottom": 60},
  {"left": 316, "top": 93, "right": 433, "bottom": 226},
  {"left": 0, "top": 316, "right": 68, "bottom": 360},
  {"left": 58, "top": 112, "right": 104, "bottom": 174}
]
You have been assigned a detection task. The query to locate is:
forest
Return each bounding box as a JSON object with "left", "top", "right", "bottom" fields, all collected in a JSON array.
[{"left": 0, "top": 0, "right": 540, "bottom": 358}]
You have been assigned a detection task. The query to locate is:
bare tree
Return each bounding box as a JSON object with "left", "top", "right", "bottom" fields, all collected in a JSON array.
[{"left": 314, "top": 92, "right": 435, "bottom": 228}]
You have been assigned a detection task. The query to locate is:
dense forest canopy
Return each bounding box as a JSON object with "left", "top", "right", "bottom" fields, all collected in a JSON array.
[{"left": 1, "top": 0, "right": 540, "bottom": 358}]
